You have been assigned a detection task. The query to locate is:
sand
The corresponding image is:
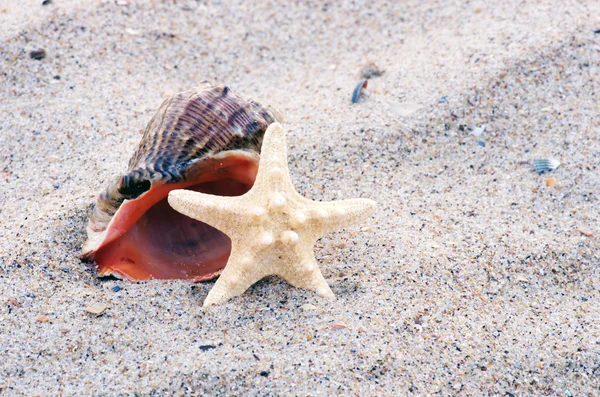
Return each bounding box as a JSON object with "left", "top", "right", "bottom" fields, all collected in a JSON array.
[{"left": 1, "top": 0, "right": 599, "bottom": 395}]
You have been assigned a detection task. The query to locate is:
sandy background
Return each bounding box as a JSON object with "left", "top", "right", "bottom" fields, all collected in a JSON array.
[{"left": 1, "top": 0, "right": 599, "bottom": 395}]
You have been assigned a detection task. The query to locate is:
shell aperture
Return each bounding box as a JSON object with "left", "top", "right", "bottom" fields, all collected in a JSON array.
[{"left": 82, "top": 84, "right": 282, "bottom": 281}]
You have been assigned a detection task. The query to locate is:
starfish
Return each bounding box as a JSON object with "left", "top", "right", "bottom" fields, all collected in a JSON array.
[{"left": 168, "top": 123, "right": 376, "bottom": 306}]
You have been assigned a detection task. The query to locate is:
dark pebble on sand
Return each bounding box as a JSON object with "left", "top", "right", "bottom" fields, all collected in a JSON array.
[
  {"left": 260, "top": 371, "right": 270, "bottom": 377},
  {"left": 112, "top": 285, "right": 121, "bottom": 292},
  {"left": 53, "top": 183, "right": 60, "bottom": 189},
  {"left": 199, "top": 345, "right": 216, "bottom": 351},
  {"left": 30, "top": 49, "right": 46, "bottom": 60}
]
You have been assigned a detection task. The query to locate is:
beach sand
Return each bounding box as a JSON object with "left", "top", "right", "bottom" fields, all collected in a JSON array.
[{"left": 1, "top": 0, "right": 599, "bottom": 395}]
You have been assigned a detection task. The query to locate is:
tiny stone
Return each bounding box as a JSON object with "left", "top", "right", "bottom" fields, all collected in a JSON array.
[
  {"left": 260, "top": 370, "right": 270, "bottom": 377},
  {"left": 472, "top": 125, "right": 486, "bottom": 137},
  {"left": 42, "top": 0, "right": 52, "bottom": 4},
  {"left": 7, "top": 298, "right": 20, "bottom": 307},
  {"left": 53, "top": 183, "right": 60, "bottom": 189},
  {"left": 360, "top": 62, "right": 384, "bottom": 79},
  {"left": 545, "top": 177, "right": 557, "bottom": 187},
  {"left": 37, "top": 315, "right": 50, "bottom": 323},
  {"left": 578, "top": 227, "right": 593, "bottom": 237},
  {"left": 301, "top": 303, "right": 320, "bottom": 311},
  {"left": 331, "top": 323, "right": 347, "bottom": 330},
  {"left": 30, "top": 49, "right": 46, "bottom": 60},
  {"left": 199, "top": 345, "right": 216, "bottom": 351},
  {"left": 85, "top": 302, "right": 107, "bottom": 316},
  {"left": 112, "top": 285, "right": 121, "bottom": 292}
]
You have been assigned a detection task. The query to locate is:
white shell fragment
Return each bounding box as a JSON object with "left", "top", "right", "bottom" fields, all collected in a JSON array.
[
  {"left": 533, "top": 158, "right": 560, "bottom": 174},
  {"left": 85, "top": 302, "right": 107, "bottom": 316},
  {"left": 471, "top": 125, "right": 486, "bottom": 137}
]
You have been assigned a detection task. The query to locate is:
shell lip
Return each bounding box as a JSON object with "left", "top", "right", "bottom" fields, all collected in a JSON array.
[{"left": 82, "top": 149, "right": 260, "bottom": 261}]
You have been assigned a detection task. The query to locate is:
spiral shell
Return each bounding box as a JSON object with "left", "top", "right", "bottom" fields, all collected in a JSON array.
[{"left": 83, "top": 83, "right": 282, "bottom": 281}]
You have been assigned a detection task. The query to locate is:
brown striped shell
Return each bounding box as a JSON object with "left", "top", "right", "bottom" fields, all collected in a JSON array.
[{"left": 82, "top": 83, "right": 282, "bottom": 281}]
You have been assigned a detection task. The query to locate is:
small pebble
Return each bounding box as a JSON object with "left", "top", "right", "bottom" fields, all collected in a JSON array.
[
  {"left": 29, "top": 49, "right": 46, "bottom": 60},
  {"left": 112, "top": 285, "right": 121, "bottom": 292},
  {"left": 472, "top": 125, "right": 486, "bottom": 137},
  {"left": 7, "top": 298, "right": 20, "bottom": 307},
  {"left": 85, "top": 302, "right": 107, "bottom": 316},
  {"left": 440, "top": 96, "right": 448, "bottom": 103},
  {"left": 331, "top": 323, "right": 347, "bottom": 330},
  {"left": 545, "top": 177, "right": 557, "bottom": 187},
  {"left": 42, "top": 0, "right": 52, "bottom": 5},
  {"left": 578, "top": 227, "right": 593, "bottom": 237},
  {"left": 53, "top": 183, "right": 60, "bottom": 189},
  {"left": 260, "top": 370, "right": 270, "bottom": 377},
  {"left": 301, "top": 303, "right": 320, "bottom": 311},
  {"left": 477, "top": 141, "right": 485, "bottom": 147},
  {"left": 199, "top": 345, "right": 216, "bottom": 351},
  {"left": 360, "top": 62, "right": 384, "bottom": 79},
  {"left": 37, "top": 315, "right": 50, "bottom": 323}
]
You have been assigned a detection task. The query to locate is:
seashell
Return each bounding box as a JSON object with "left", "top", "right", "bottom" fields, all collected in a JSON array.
[
  {"left": 351, "top": 79, "right": 368, "bottom": 104},
  {"left": 533, "top": 158, "right": 560, "bottom": 174},
  {"left": 82, "top": 83, "right": 283, "bottom": 281}
]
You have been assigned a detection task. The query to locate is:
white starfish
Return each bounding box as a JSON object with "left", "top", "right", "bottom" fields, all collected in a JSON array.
[{"left": 168, "top": 123, "right": 376, "bottom": 306}]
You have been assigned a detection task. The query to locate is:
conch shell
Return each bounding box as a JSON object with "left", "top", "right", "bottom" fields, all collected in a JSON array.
[{"left": 82, "top": 83, "right": 282, "bottom": 281}]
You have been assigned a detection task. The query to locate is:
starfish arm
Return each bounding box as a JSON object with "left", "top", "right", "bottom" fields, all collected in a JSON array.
[
  {"left": 167, "top": 189, "right": 248, "bottom": 235},
  {"left": 281, "top": 250, "right": 335, "bottom": 299},
  {"left": 303, "top": 198, "right": 377, "bottom": 238},
  {"left": 253, "top": 123, "right": 294, "bottom": 189},
  {"left": 203, "top": 248, "right": 264, "bottom": 306}
]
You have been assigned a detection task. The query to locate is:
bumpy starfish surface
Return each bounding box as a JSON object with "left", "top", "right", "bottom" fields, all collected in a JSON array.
[{"left": 168, "top": 123, "right": 376, "bottom": 306}]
